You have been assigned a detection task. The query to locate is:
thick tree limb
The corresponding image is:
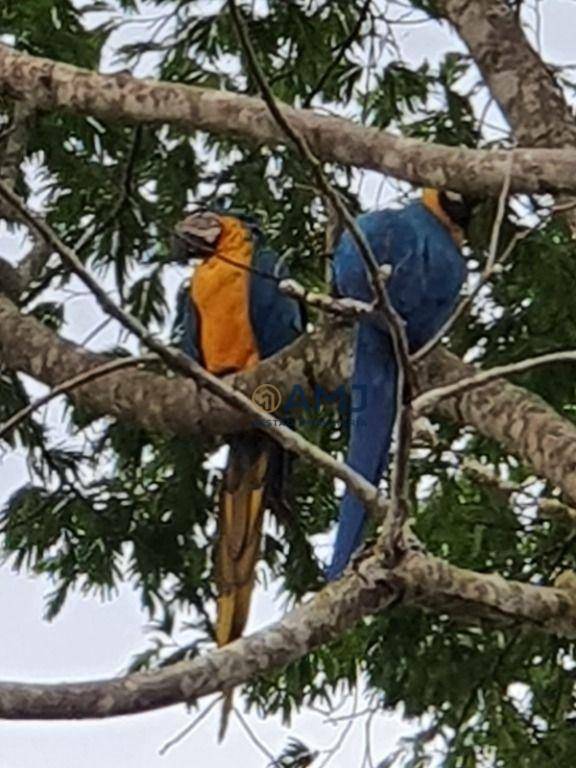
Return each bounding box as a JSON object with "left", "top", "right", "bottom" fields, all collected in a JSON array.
[
  {"left": 436, "top": 0, "right": 576, "bottom": 232},
  {"left": 417, "top": 348, "right": 576, "bottom": 502},
  {"left": 1, "top": 45, "right": 576, "bottom": 197},
  {"left": 0, "top": 353, "right": 158, "bottom": 440},
  {"left": 2, "top": 293, "right": 576, "bottom": 503},
  {"left": 0, "top": 291, "right": 351, "bottom": 435},
  {"left": 1, "top": 548, "right": 575, "bottom": 720},
  {"left": 436, "top": 0, "right": 576, "bottom": 148}
]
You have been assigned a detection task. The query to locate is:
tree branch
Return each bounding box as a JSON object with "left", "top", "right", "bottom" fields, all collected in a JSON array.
[
  {"left": 302, "top": 0, "right": 372, "bottom": 108},
  {"left": 0, "top": 353, "right": 158, "bottom": 441},
  {"left": 416, "top": 347, "right": 576, "bottom": 503},
  {"left": 0, "top": 290, "right": 351, "bottom": 436},
  {"left": 436, "top": 0, "right": 576, "bottom": 230},
  {"left": 436, "top": 0, "right": 576, "bottom": 148},
  {"left": 1, "top": 548, "right": 576, "bottom": 720},
  {"left": 0, "top": 98, "right": 52, "bottom": 298},
  {"left": 279, "top": 278, "right": 376, "bottom": 319},
  {"left": 1, "top": 45, "right": 576, "bottom": 197},
  {"left": 2, "top": 292, "right": 576, "bottom": 503},
  {"left": 414, "top": 349, "right": 576, "bottom": 413}
]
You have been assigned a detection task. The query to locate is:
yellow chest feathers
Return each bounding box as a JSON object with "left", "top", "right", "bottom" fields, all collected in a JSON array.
[{"left": 190, "top": 216, "right": 260, "bottom": 375}]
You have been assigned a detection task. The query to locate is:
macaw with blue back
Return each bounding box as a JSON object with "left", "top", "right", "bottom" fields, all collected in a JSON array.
[
  {"left": 171, "top": 210, "right": 304, "bottom": 735},
  {"left": 326, "top": 189, "right": 473, "bottom": 581}
]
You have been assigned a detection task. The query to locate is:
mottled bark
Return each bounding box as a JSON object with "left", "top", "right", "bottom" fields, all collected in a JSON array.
[
  {"left": 1, "top": 45, "right": 576, "bottom": 197},
  {"left": 0, "top": 99, "right": 51, "bottom": 294},
  {"left": 417, "top": 348, "right": 576, "bottom": 502},
  {"left": 2, "top": 294, "right": 576, "bottom": 502},
  {"left": 437, "top": 0, "right": 576, "bottom": 148},
  {"left": 0, "top": 258, "right": 23, "bottom": 302},
  {"left": 0, "top": 100, "right": 35, "bottom": 188},
  {"left": 0, "top": 548, "right": 575, "bottom": 720},
  {"left": 0, "top": 293, "right": 351, "bottom": 437},
  {"left": 437, "top": 0, "right": 576, "bottom": 232}
]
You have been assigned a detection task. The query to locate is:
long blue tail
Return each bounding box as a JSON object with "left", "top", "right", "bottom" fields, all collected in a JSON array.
[{"left": 326, "top": 322, "right": 398, "bottom": 580}]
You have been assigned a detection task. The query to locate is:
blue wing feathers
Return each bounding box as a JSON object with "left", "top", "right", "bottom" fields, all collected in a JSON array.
[
  {"left": 249, "top": 246, "right": 304, "bottom": 359},
  {"left": 174, "top": 283, "right": 202, "bottom": 363},
  {"left": 327, "top": 202, "right": 466, "bottom": 579},
  {"left": 333, "top": 203, "right": 465, "bottom": 349},
  {"left": 325, "top": 323, "right": 397, "bottom": 580}
]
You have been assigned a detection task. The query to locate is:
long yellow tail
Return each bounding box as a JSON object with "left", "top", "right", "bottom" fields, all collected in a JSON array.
[{"left": 216, "top": 435, "right": 270, "bottom": 740}]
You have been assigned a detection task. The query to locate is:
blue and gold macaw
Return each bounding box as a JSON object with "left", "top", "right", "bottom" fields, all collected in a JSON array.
[
  {"left": 326, "top": 189, "right": 472, "bottom": 581},
  {"left": 172, "top": 210, "right": 304, "bottom": 736}
]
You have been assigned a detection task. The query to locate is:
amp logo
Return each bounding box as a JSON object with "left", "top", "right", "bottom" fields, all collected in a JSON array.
[{"left": 251, "top": 384, "right": 367, "bottom": 417}]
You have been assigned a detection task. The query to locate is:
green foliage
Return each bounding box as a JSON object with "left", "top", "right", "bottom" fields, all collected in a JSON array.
[
  {"left": 1, "top": 0, "right": 106, "bottom": 66},
  {"left": 1, "top": 1, "right": 576, "bottom": 765}
]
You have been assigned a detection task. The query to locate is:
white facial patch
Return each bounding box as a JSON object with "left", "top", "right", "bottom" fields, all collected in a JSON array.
[
  {"left": 445, "top": 190, "right": 464, "bottom": 204},
  {"left": 177, "top": 212, "right": 222, "bottom": 247}
]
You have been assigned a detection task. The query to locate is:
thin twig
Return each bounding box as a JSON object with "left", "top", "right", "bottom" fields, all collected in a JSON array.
[
  {"left": 302, "top": 0, "right": 372, "bottom": 108},
  {"left": 0, "top": 123, "right": 16, "bottom": 145},
  {"left": 80, "top": 316, "right": 113, "bottom": 347},
  {"left": 0, "top": 179, "right": 387, "bottom": 522},
  {"left": 486, "top": 152, "right": 514, "bottom": 272},
  {"left": 177, "top": 230, "right": 382, "bottom": 320},
  {"left": 322, "top": 706, "right": 377, "bottom": 725},
  {"left": 234, "top": 706, "right": 276, "bottom": 763},
  {"left": 75, "top": 126, "right": 143, "bottom": 253},
  {"left": 279, "top": 278, "right": 377, "bottom": 318},
  {"left": 361, "top": 710, "right": 376, "bottom": 768},
  {"left": 159, "top": 696, "right": 221, "bottom": 755},
  {"left": 413, "top": 349, "right": 576, "bottom": 413},
  {"left": 0, "top": 354, "right": 158, "bottom": 441},
  {"left": 318, "top": 682, "right": 359, "bottom": 768},
  {"left": 228, "top": 0, "right": 410, "bottom": 371}
]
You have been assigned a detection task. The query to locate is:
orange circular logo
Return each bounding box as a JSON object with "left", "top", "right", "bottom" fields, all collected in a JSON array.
[{"left": 252, "top": 384, "right": 282, "bottom": 413}]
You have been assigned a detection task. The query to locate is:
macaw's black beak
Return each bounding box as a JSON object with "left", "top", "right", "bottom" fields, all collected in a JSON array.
[
  {"left": 170, "top": 231, "right": 216, "bottom": 262},
  {"left": 170, "top": 211, "right": 222, "bottom": 263}
]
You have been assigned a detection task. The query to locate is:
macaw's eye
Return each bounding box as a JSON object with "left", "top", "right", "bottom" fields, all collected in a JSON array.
[{"left": 173, "top": 212, "right": 223, "bottom": 260}]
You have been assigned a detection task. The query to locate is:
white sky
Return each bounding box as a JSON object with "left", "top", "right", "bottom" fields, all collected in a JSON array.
[{"left": 1, "top": 1, "right": 576, "bottom": 766}]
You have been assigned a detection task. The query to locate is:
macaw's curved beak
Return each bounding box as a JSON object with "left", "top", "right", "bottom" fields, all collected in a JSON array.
[{"left": 171, "top": 211, "right": 223, "bottom": 263}]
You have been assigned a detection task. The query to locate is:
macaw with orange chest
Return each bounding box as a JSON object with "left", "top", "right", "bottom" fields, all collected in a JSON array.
[
  {"left": 171, "top": 211, "right": 304, "bottom": 736},
  {"left": 326, "top": 189, "right": 473, "bottom": 581}
]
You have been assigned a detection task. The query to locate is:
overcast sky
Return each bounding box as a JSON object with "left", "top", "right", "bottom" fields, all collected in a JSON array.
[{"left": 2, "top": 1, "right": 576, "bottom": 766}]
